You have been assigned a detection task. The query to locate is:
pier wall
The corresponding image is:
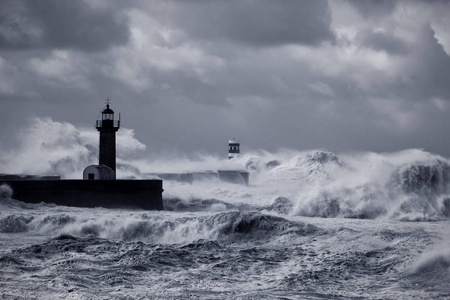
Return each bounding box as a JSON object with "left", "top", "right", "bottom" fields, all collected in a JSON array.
[{"left": 1, "top": 179, "right": 164, "bottom": 210}]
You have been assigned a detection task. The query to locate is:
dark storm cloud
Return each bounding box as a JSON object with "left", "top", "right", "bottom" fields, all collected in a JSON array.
[
  {"left": 165, "top": 0, "right": 334, "bottom": 46},
  {"left": 356, "top": 23, "right": 450, "bottom": 103},
  {"left": 356, "top": 29, "right": 409, "bottom": 55},
  {"left": 1, "top": 0, "right": 450, "bottom": 159},
  {"left": 347, "top": 0, "right": 396, "bottom": 19},
  {"left": 0, "top": 0, "right": 130, "bottom": 51},
  {"left": 406, "top": 24, "right": 450, "bottom": 101}
]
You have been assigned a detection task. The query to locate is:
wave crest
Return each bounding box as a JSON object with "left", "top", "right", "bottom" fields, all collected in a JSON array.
[{"left": 0, "top": 215, "right": 34, "bottom": 233}]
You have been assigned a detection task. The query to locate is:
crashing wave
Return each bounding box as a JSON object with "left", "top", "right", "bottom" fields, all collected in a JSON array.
[
  {"left": 396, "top": 159, "right": 450, "bottom": 196},
  {"left": 91, "top": 211, "right": 322, "bottom": 244},
  {"left": 405, "top": 244, "right": 450, "bottom": 290},
  {"left": 218, "top": 211, "right": 319, "bottom": 238},
  {"left": 0, "top": 183, "right": 13, "bottom": 199},
  {"left": 261, "top": 151, "right": 345, "bottom": 185},
  {"left": 287, "top": 151, "right": 450, "bottom": 220},
  {"left": 0, "top": 215, "right": 34, "bottom": 233},
  {"left": 390, "top": 159, "right": 450, "bottom": 220},
  {"left": 305, "top": 151, "right": 344, "bottom": 167}
]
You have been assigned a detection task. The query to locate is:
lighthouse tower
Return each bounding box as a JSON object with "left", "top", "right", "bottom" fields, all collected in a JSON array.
[
  {"left": 228, "top": 139, "right": 240, "bottom": 159},
  {"left": 95, "top": 102, "right": 120, "bottom": 176}
]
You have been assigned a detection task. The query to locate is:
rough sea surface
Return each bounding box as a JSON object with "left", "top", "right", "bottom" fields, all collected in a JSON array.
[{"left": 1, "top": 149, "right": 450, "bottom": 299}]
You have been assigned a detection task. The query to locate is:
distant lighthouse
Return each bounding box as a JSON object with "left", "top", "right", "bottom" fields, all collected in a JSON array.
[
  {"left": 228, "top": 139, "right": 240, "bottom": 159},
  {"left": 95, "top": 101, "right": 120, "bottom": 177}
]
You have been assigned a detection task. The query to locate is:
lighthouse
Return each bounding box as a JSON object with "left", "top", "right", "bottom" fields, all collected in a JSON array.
[
  {"left": 228, "top": 139, "right": 240, "bottom": 159},
  {"left": 83, "top": 101, "right": 120, "bottom": 180},
  {"left": 96, "top": 102, "right": 120, "bottom": 173}
]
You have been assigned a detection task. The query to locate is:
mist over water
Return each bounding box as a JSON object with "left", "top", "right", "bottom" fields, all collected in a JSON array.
[
  {"left": 160, "top": 148, "right": 450, "bottom": 222},
  {"left": 1, "top": 118, "right": 450, "bottom": 299}
]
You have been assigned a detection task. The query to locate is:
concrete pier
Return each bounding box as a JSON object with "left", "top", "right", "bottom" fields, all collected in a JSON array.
[{"left": 1, "top": 179, "right": 164, "bottom": 210}]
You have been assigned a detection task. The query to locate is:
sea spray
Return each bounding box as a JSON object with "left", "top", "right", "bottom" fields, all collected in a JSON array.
[
  {"left": 2, "top": 117, "right": 450, "bottom": 220},
  {"left": 157, "top": 149, "right": 450, "bottom": 220},
  {"left": 0, "top": 183, "right": 13, "bottom": 200}
]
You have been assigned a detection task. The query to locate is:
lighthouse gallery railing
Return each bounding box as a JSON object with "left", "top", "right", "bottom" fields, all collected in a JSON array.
[{"left": 95, "top": 120, "right": 120, "bottom": 128}]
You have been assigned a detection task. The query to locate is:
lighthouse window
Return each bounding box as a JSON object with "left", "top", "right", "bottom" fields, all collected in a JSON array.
[{"left": 103, "top": 113, "right": 113, "bottom": 120}]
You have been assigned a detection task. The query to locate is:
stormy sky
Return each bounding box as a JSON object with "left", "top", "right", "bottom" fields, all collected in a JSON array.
[{"left": 1, "top": 0, "right": 450, "bottom": 159}]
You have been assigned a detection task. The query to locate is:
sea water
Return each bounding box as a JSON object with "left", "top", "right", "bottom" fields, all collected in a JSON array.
[{"left": 1, "top": 149, "right": 449, "bottom": 299}]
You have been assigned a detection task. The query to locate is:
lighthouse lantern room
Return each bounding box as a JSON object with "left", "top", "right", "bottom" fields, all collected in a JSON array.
[{"left": 84, "top": 101, "right": 120, "bottom": 180}]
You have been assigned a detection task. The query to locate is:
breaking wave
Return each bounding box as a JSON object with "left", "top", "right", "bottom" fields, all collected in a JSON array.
[
  {"left": 405, "top": 240, "right": 450, "bottom": 291},
  {"left": 0, "top": 215, "right": 34, "bottom": 233},
  {"left": 162, "top": 149, "right": 450, "bottom": 221},
  {"left": 0, "top": 210, "right": 319, "bottom": 246},
  {"left": 2, "top": 146, "right": 450, "bottom": 221}
]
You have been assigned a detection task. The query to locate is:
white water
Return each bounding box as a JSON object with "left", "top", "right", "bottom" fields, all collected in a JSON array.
[
  {"left": 1, "top": 119, "right": 450, "bottom": 299},
  {"left": 1, "top": 200, "right": 448, "bottom": 299},
  {"left": 160, "top": 148, "right": 450, "bottom": 222}
]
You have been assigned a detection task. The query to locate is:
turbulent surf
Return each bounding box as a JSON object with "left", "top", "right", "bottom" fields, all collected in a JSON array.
[{"left": 1, "top": 149, "right": 450, "bottom": 299}]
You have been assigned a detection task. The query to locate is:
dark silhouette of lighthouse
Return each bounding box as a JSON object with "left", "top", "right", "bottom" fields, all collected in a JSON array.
[{"left": 95, "top": 101, "right": 120, "bottom": 177}]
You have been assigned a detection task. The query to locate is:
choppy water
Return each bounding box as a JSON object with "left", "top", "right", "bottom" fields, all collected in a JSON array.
[{"left": 1, "top": 149, "right": 450, "bottom": 299}]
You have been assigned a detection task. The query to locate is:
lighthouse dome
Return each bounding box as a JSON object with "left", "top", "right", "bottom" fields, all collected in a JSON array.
[{"left": 102, "top": 104, "right": 114, "bottom": 114}]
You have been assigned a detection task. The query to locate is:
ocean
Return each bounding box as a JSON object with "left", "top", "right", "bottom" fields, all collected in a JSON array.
[{"left": 1, "top": 149, "right": 449, "bottom": 299}]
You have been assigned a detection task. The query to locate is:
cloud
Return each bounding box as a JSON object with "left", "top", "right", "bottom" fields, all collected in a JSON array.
[
  {"left": 1, "top": 0, "right": 450, "bottom": 159},
  {"left": 161, "top": 0, "right": 335, "bottom": 47},
  {"left": 347, "top": 0, "right": 397, "bottom": 19},
  {"left": 308, "top": 81, "right": 335, "bottom": 97},
  {"left": 0, "top": 0, "right": 130, "bottom": 51},
  {"left": 0, "top": 56, "right": 18, "bottom": 95},
  {"left": 409, "top": 24, "right": 450, "bottom": 101},
  {"left": 356, "top": 29, "right": 409, "bottom": 55}
]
